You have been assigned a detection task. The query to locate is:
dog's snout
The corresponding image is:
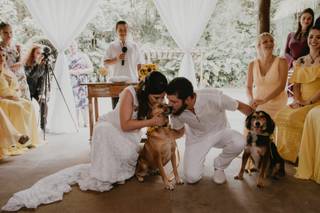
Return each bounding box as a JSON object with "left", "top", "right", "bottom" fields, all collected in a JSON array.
[{"left": 254, "top": 121, "right": 261, "bottom": 128}]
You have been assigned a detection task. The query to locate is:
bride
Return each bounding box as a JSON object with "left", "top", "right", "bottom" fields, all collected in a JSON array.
[{"left": 2, "top": 71, "right": 168, "bottom": 211}]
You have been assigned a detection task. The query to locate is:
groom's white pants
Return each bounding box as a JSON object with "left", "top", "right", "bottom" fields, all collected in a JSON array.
[{"left": 183, "top": 128, "right": 245, "bottom": 183}]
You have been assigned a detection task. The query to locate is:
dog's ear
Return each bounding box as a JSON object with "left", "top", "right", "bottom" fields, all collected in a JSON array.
[
  {"left": 264, "top": 111, "right": 275, "bottom": 134},
  {"left": 245, "top": 112, "right": 253, "bottom": 130}
]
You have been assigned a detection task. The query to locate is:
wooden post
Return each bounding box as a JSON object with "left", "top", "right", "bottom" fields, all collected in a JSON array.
[{"left": 258, "top": 0, "right": 271, "bottom": 34}]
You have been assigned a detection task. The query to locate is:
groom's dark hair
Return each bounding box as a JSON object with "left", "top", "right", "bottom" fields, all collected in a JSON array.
[{"left": 166, "top": 77, "right": 194, "bottom": 100}]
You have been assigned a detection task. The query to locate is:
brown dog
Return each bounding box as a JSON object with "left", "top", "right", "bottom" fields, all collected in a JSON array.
[
  {"left": 135, "top": 103, "right": 184, "bottom": 190},
  {"left": 235, "top": 111, "right": 285, "bottom": 188}
]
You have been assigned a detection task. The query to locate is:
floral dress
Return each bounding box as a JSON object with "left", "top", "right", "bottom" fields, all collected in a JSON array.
[
  {"left": 1, "top": 44, "right": 30, "bottom": 100},
  {"left": 68, "top": 52, "right": 91, "bottom": 110}
]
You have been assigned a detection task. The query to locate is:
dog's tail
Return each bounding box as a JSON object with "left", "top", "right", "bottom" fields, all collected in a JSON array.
[{"left": 168, "top": 149, "right": 180, "bottom": 181}]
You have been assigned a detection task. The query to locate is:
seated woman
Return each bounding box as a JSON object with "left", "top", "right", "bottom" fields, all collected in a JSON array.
[
  {"left": 275, "top": 27, "right": 320, "bottom": 163},
  {"left": 0, "top": 22, "right": 30, "bottom": 100},
  {"left": 2, "top": 71, "right": 168, "bottom": 211},
  {"left": 0, "top": 48, "right": 39, "bottom": 148},
  {"left": 284, "top": 8, "right": 313, "bottom": 69},
  {"left": 0, "top": 108, "right": 29, "bottom": 159},
  {"left": 295, "top": 106, "right": 320, "bottom": 183},
  {"left": 247, "top": 32, "right": 288, "bottom": 119}
]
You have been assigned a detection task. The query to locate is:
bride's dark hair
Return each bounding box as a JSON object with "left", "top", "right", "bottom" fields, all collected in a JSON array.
[{"left": 136, "top": 71, "right": 167, "bottom": 120}]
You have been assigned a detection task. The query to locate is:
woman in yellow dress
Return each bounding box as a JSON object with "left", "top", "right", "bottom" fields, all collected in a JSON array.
[
  {"left": 0, "top": 108, "right": 29, "bottom": 159},
  {"left": 275, "top": 27, "right": 320, "bottom": 163},
  {"left": 295, "top": 105, "right": 320, "bottom": 183},
  {"left": 244, "top": 33, "right": 288, "bottom": 171},
  {"left": 0, "top": 48, "right": 39, "bottom": 147},
  {"left": 247, "top": 32, "right": 288, "bottom": 119}
]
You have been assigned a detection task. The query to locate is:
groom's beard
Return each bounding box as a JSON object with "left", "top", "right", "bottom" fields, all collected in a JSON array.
[{"left": 172, "top": 103, "right": 188, "bottom": 116}]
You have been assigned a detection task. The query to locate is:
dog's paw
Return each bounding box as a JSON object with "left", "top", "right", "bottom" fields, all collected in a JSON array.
[
  {"left": 175, "top": 178, "right": 184, "bottom": 185},
  {"left": 137, "top": 176, "right": 144, "bottom": 182},
  {"left": 257, "top": 181, "right": 264, "bottom": 188},
  {"left": 234, "top": 175, "right": 244, "bottom": 180},
  {"left": 165, "top": 182, "right": 175, "bottom": 190}
]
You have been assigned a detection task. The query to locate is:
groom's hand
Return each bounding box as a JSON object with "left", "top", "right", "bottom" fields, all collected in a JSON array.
[{"left": 237, "top": 100, "right": 253, "bottom": 116}]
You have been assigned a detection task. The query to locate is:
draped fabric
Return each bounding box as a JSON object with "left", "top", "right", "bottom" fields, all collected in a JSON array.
[
  {"left": 153, "top": 0, "right": 217, "bottom": 87},
  {"left": 24, "top": 0, "right": 99, "bottom": 132}
]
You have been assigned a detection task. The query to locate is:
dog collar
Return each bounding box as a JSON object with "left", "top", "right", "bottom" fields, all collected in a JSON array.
[{"left": 146, "top": 124, "right": 171, "bottom": 135}]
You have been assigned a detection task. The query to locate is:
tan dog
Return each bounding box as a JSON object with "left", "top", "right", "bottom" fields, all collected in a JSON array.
[{"left": 135, "top": 103, "right": 184, "bottom": 190}]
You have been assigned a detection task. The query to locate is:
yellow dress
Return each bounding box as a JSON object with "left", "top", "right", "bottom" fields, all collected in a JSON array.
[
  {"left": 275, "top": 66, "right": 320, "bottom": 162},
  {"left": 295, "top": 106, "right": 320, "bottom": 183},
  {"left": 0, "top": 69, "right": 39, "bottom": 147},
  {"left": 244, "top": 57, "right": 288, "bottom": 170},
  {"left": 253, "top": 57, "right": 288, "bottom": 119},
  {"left": 0, "top": 109, "right": 27, "bottom": 159}
]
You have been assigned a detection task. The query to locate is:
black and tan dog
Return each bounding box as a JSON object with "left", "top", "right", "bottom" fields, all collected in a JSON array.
[
  {"left": 235, "top": 111, "right": 285, "bottom": 188},
  {"left": 135, "top": 103, "right": 184, "bottom": 190}
]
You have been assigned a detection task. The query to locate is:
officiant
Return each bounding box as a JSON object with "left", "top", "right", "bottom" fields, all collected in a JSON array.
[{"left": 104, "top": 20, "right": 144, "bottom": 109}]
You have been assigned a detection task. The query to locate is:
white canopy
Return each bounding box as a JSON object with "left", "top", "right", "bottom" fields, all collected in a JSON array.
[{"left": 24, "top": 0, "right": 216, "bottom": 133}]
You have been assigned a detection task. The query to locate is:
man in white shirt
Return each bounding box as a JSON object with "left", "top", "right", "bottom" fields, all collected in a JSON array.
[
  {"left": 104, "top": 20, "right": 144, "bottom": 108},
  {"left": 166, "top": 77, "right": 253, "bottom": 184}
]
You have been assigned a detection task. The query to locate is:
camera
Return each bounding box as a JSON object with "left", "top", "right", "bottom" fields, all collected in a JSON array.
[{"left": 42, "top": 46, "right": 51, "bottom": 59}]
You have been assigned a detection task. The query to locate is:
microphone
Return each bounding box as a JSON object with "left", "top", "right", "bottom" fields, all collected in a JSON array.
[{"left": 121, "top": 46, "right": 127, "bottom": 66}]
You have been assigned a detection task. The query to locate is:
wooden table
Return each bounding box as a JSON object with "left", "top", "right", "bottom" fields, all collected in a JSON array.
[{"left": 82, "top": 82, "right": 136, "bottom": 140}]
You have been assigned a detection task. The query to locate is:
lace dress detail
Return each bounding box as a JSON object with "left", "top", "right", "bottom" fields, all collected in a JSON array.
[{"left": 2, "top": 86, "right": 143, "bottom": 211}]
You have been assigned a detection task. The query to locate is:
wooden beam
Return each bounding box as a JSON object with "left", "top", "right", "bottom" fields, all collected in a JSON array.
[{"left": 258, "top": 0, "right": 271, "bottom": 34}]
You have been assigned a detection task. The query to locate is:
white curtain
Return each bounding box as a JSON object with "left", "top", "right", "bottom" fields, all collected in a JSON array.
[
  {"left": 153, "top": 0, "right": 217, "bottom": 87},
  {"left": 24, "top": 0, "right": 99, "bottom": 133}
]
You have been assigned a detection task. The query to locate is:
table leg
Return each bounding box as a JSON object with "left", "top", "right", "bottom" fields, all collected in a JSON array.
[
  {"left": 94, "top": 97, "right": 99, "bottom": 122},
  {"left": 89, "top": 97, "right": 94, "bottom": 141}
]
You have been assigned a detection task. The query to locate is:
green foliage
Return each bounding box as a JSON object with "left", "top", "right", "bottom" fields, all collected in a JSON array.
[{"left": 0, "top": 0, "right": 303, "bottom": 88}]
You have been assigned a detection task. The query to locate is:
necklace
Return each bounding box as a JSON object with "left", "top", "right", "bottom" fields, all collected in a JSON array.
[{"left": 309, "top": 53, "right": 320, "bottom": 64}]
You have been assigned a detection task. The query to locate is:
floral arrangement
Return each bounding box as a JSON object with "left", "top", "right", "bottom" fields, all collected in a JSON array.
[
  {"left": 138, "top": 64, "right": 158, "bottom": 81},
  {"left": 98, "top": 67, "right": 108, "bottom": 76}
]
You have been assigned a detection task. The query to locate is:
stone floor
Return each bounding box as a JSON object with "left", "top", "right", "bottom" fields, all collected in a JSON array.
[{"left": 1, "top": 88, "right": 319, "bottom": 213}]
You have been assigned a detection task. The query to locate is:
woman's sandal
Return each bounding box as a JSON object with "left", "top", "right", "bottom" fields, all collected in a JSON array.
[{"left": 18, "top": 135, "right": 29, "bottom": 145}]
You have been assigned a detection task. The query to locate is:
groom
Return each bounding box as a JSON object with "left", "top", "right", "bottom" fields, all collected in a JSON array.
[{"left": 166, "top": 77, "right": 253, "bottom": 184}]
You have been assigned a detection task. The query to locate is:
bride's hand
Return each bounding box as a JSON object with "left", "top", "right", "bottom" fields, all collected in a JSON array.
[{"left": 150, "top": 114, "right": 166, "bottom": 126}]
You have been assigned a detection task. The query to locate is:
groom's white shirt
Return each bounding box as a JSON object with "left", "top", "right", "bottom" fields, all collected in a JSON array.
[
  {"left": 171, "top": 88, "right": 239, "bottom": 143},
  {"left": 170, "top": 88, "right": 244, "bottom": 183}
]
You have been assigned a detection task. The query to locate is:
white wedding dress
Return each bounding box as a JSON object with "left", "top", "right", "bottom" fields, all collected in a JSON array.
[{"left": 2, "top": 86, "right": 143, "bottom": 211}]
